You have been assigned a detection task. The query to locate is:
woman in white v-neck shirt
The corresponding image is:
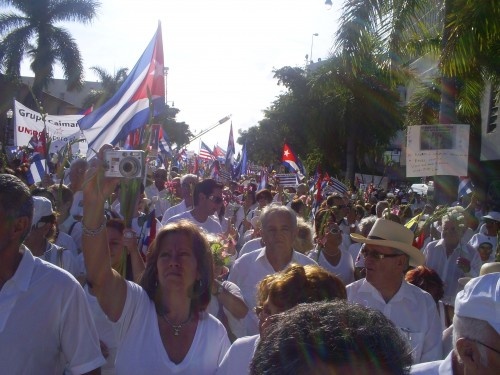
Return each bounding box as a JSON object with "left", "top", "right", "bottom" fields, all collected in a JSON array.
[{"left": 82, "top": 147, "right": 230, "bottom": 375}]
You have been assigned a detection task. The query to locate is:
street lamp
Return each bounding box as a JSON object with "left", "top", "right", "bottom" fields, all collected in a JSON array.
[
  {"left": 325, "top": 0, "right": 333, "bottom": 11},
  {"left": 310, "top": 33, "right": 319, "bottom": 64},
  {"left": 6, "top": 108, "right": 13, "bottom": 147}
]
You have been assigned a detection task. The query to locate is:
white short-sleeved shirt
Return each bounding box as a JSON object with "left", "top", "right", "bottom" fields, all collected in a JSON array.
[
  {"left": 114, "top": 281, "right": 231, "bottom": 375},
  {"left": 161, "top": 200, "right": 191, "bottom": 225},
  {"left": 423, "top": 239, "right": 481, "bottom": 305},
  {"left": 85, "top": 286, "right": 118, "bottom": 375},
  {"left": 228, "top": 247, "right": 317, "bottom": 335},
  {"left": 0, "top": 247, "right": 105, "bottom": 374},
  {"left": 216, "top": 334, "right": 260, "bottom": 375},
  {"left": 207, "top": 280, "right": 247, "bottom": 339},
  {"left": 347, "top": 279, "right": 443, "bottom": 364},
  {"left": 166, "top": 210, "right": 223, "bottom": 236},
  {"left": 410, "top": 350, "right": 453, "bottom": 374},
  {"left": 307, "top": 247, "right": 355, "bottom": 285}
]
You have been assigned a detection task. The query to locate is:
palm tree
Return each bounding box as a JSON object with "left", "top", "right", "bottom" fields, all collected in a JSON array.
[
  {"left": 0, "top": 0, "right": 100, "bottom": 104},
  {"left": 82, "top": 66, "right": 128, "bottom": 109},
  {"left": 335, "top": 0, "right": 500, "bottom": 203}
]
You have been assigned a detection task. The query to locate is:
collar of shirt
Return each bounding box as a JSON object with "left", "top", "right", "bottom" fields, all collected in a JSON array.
[
  {"left": 358, "top": 278, "right": 415, "bottom": 305},
  {"left": 8, "top": 245, "right": 34, "bottom": 292}
]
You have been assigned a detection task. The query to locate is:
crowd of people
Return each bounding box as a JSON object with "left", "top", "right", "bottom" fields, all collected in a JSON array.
[{"left": 0, "top": 145, "right": 499, "bottom": 374}]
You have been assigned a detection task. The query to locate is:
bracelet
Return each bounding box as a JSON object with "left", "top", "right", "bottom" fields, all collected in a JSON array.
[{"left": 81, "top": 216, "right": 107, "bottom": 236}]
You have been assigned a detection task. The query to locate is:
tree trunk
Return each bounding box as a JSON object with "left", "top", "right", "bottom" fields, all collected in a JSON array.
[{"left": 434, "top": 0, "right": 459, "bottom": 205}]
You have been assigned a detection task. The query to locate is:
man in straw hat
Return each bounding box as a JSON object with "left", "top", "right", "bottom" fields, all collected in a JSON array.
[
  {"left": 347, "top": 218, "right": 443, "bottom": 364},
  {"left": 411, "top": 272, "right": 500, "bottom": 374}
]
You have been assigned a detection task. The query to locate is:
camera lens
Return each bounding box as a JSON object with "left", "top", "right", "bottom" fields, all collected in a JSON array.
[{"left": 119, "top": 156, "right": 140, "bottom": 178}]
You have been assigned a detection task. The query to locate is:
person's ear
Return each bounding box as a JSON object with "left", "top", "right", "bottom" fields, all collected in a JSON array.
[
  {"left": 456, "top": 338, "right": 482, "bottom": 371},
  {"left": 12, "top": 216, "right": 31, "bottom": 239}
]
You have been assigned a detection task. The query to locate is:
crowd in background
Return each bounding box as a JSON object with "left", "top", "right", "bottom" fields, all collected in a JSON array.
[{"left": 1, "top": 150, "right": 499, "bottom": 374}]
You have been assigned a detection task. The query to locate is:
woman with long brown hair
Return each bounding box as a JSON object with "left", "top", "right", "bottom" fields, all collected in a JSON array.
[{"left": 81, "top": 146, "right": 230, "bottom": 374}]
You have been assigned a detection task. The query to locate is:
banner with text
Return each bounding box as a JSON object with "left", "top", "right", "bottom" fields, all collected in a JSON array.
[
  {"left": 13, "top": 100, "right": 88, "bottom": 156},
  {"left": 406, "top": 124, "right": 469, "bottom": 177}
]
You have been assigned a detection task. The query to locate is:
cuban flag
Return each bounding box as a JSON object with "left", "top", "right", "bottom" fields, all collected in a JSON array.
[
  {"left": 458, "top": 177, "right": 473, "bottom": 199},
  {"left": 79, "top": 23, "right": 165, "bottom": 159},
  {"left": 232, "top": 142, "right": 247, "bottom": 180},
  {"left": 282, "top": 143, "right": 306, "bottom": 180},
  {"left": 26, "top": 153, "right": 46, "bottom": 185},
  {"left": 159, "top": 128, "right": 172, "bottom": 156}
]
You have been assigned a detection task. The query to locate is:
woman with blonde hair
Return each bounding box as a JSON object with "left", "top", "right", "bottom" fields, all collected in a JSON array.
[{"left": 82, "top": 146, "right": 229, "bottom": 374}]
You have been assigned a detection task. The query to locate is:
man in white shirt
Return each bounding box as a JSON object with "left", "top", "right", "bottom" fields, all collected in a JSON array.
[
  {"left": 0, "top": 174, "right": 105, "bottom": 374},
  {"left": 347, "top": 218, "right": 442, "bottom": 364},
  {"left": 411, "top": 273, "right": 500, "bottom": 375},
  {"left": 424, "top": 215, "right": 481, "bottom": 306},
  {"left": 160, "top": 173, "right": 198, "bottom": 225},
  {"left": 144, "top": 168, "right": 171, "bottom": 220},
  {"left": 228, "top": 204, "right": 317, "bottom": 335},
  {"left": 166, "top": 178, "right": 224, "bottom": 236}
]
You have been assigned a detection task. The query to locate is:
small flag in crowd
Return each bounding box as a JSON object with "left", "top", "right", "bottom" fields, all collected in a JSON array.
[
  {"left": 79, "top": 23, "right": 165, "bottom": 159},
  {"left": 213, "top": 145, "right": 226, "bottom": 162},
  {"left": 232, "top": 142, "right": 247, "bottom": 180},
  {"left": 26, "top": 153, "right": 46, "bottom": 185},
  {"left": 275, "top": 173, "right": 298, "bottom": 187},
  {"left": 282, "top": 143, "right": 306, "bottom": 180},
  {"left": 458, "top": 177, "right": 473, "bottom": 199},
  {"left": 330, "top": 177, "right": 348, "bottom": 195},
  {"left": 199, "top": 141, "right": 215, "bottom": 161}
]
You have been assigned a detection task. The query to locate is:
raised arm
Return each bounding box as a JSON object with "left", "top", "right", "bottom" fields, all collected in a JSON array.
[{"left": 82, "top": 146, "right": 127, "bottom": 322}]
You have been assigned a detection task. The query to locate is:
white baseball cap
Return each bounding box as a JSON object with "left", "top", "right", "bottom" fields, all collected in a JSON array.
[
  {"left": 454, "top": 272, "right": 500, "bottom": 334},
  {"left": 483, "top": 211, "right": 500, "bottom": 222},
  {"left": 32, "top": 196, "right": 54, "bottom": 226}
]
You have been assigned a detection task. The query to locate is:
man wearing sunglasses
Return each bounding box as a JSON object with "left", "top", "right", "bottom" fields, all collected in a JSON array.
[
  {"left": 347, "top": 218, "right": 443, "bottom": 364},
  {"left": 165, "top": 178, "right": 224, "bottom": 236}
]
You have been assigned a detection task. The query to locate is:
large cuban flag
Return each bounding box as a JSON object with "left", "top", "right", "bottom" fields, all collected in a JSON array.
[
  {"left": 282, "top": 143, "right": 306, "bottom": 180},
  {"left": 79, "top": 23, "right": 165, "bottom": 159}
]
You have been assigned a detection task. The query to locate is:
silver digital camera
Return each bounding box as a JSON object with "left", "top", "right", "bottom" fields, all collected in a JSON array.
[{"left": 103, "top": 150, "right": 145, "bottom": 178}]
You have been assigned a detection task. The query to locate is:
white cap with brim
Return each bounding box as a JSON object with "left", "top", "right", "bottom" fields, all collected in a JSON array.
[
  {"left": 32, "top": 196, "right": 54, "bottom": 226},
  {"left": 483, "top": 211, "right": 500, "bottom": 222},
  {"left": 350, "top": 218, "right": 424, "bottom": 267},
  {"left": 454, "top": 272, "right": 500, "bottom": 334},
  {"left": 458, "top": 262, "right": 500, "bottom": 286}
]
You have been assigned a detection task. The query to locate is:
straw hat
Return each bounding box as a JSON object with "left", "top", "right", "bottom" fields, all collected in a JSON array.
[
  {"left": 458, "top": 262, "right": 500, "bottom": 286},
  {"left": 350, "top": 218, "right": 424, "bottom": 267}
]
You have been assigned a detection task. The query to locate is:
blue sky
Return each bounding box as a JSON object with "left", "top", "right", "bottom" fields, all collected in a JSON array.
[{"left": 13, "top": 0, "right": 342, "bottom": 153}]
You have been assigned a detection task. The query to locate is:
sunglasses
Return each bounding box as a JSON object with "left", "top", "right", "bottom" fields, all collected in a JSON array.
[
  {"left": 361, "top": 248, "right": 403, "bottom": 260},
  {"left": 209, "top": 195, "right": 223, "bottom": 204},
  {"left": 34, "top": 217, "right": 54, "bottom": 229}
]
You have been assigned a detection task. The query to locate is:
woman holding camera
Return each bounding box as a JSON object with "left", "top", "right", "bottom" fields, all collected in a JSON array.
[{"left": 81, "top": 146, "right": 230, "bottom": 374}]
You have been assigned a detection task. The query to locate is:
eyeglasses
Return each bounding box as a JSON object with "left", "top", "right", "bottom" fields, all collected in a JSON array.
[
  {"left": 361, "top": 248, "right": 403, "bottom": 260},
  {"left": 34, "top": 218, "right": 53, "bottom": 229},
  {"left": 471, "top": 339, "right": 500, "bottom": 355},
  {"left": 209, "top": 195, "right": 223, "bottom": 204}
]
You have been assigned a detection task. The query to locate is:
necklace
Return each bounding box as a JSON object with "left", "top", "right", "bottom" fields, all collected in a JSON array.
[{"left": 161, "top": 312, "right": 192, "bottom": 336}]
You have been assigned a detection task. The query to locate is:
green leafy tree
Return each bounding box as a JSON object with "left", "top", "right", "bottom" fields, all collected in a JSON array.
[
  {"left": 0, "top": 0, "right": 100, "bottom": 103},
  {"left": 82, "top": 66, "right": 128, "bottom": 108}
]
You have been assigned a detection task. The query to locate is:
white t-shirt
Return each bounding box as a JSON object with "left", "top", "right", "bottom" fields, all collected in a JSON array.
[
  {"left": 0, "top": 247, "right": 105, "bottom": 374},
  {"left": 216, "top": 334, "right": 260, "bottom": 375},
  {"left": 161, "top": 200, "right": 191, "bottom": 225},
  {"left": 167, "top": 210, "right": 223, "bottom": 236},
  {"left": 228, "top": 248, "right": 317, "bottom": 335},
  {"left": 347, "top": 279, "right": 443, "bottom": 364},
  {"left": 207, "top": 280, "right": 247, "bottom": 339},
  {"left": 114, "top": 281, "right": 230, "bottom": 375},
  {"left": 307, "top": 247, "right": 355, "bottom": 285},
  {"left": 238, "top": 237, "right": 263, "bottom": 258}
]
